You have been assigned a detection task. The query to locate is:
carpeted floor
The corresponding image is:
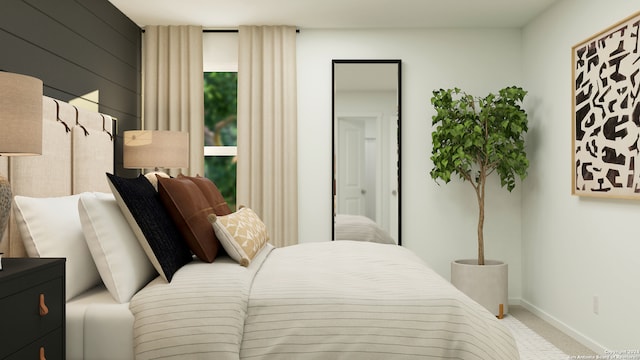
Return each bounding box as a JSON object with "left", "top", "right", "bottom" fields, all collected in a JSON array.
[
  {"left": 502, "top": 314, "right": 569, "bottom": 359},
  {"left": 508, "top": 305, "right": 597, "bottom": 358}
]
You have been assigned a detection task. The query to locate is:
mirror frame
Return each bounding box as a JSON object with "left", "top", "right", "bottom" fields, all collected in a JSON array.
[{"left": 331, "top": 59, "right": 402, "bottom": 245}]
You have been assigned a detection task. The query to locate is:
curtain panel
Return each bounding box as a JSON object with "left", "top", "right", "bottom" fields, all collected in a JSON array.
[
  {"left": 142, "top": 25, "right": 204, "bottom": 176},
  {"left": 237, "top": 25, "right": 298, "bottom": 247}
]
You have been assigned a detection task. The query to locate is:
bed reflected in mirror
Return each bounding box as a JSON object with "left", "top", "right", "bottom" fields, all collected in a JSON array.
[{"left": 332, "top": 59, "right": 401, "bottom": 245}]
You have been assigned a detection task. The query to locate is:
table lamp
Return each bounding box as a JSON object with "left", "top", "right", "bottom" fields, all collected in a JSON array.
[
  {"left": 0, "top": 72, "right": 43, "bottom": 243},
  {"left": 123, "top": 130, "right": 189, "bottom": 188}
]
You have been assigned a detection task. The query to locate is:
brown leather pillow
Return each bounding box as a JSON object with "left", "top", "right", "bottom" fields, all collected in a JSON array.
[
  {"left": 178, "top": 174, "right": 233, "bottom": 215},
  {"left": 157, "top": 176, "right": 219, "bottom": 263}
]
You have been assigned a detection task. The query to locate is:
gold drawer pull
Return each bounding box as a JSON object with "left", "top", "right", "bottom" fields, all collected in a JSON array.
[
  {"left": 39, "top": 293, "right": 49, "bottom": 316},
  {"left": 40, "top": 346, "right": 46, "bottom": 360}
]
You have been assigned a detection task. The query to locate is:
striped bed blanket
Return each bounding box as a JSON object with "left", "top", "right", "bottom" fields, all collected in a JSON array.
[{"left": 130, "top": 241, "right": 519, "bottom": 359}]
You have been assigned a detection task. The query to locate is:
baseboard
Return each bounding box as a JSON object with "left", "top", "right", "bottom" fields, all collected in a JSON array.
[{"left": 519, "top": 299, "right": 606, "bottom": 354}]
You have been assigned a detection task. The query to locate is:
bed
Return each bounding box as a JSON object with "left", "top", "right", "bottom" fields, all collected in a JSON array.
[{"left": 2, "top": 96, "right": 520, "bottom": 360}]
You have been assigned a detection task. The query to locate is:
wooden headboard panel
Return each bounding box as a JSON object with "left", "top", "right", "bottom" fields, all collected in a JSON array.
[{"left": 0, "top": 96, "right": 114, "bottom": 256}]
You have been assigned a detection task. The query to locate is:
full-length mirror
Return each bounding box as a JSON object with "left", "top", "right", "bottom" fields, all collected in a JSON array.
[{"left": 332, "top": 60, "right": 401, "bottom": 245}]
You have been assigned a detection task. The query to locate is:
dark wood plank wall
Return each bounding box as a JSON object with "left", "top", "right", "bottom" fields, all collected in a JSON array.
[{"left": 0, "top": 0, "right": 141, "bottom": 176}]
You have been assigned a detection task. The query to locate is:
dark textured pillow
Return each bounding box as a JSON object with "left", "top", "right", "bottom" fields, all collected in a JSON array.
[
  {"left": 106, "top": 173, "right": 192, "bottom": 282},
  {"left": 157, "top": 176, "right": 220, "bottom": 263},
  {"left": 178, "top": 174, "right": 233, "bottom": 215}
]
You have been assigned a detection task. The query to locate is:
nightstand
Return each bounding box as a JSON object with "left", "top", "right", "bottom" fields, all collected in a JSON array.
[{"left": 0, "top": 258, "right": 65, "bottom": 360}]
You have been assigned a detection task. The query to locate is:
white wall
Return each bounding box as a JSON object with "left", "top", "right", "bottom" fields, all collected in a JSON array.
[
  {"left": 522, "top": 0, "right": 640, "bottom": 351},
  {"left": 296, "top": 29, "right": 524, "bottom": 299}
]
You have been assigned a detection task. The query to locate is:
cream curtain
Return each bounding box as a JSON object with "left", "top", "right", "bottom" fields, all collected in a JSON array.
[
  {"left": 143, "top": 25, "right": 204, "bottom": 176},
  {"left": 237, "top": 25, "right": 298, "bottom": 247}
]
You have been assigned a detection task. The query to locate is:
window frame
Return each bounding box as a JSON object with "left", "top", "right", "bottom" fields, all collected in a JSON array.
[{"left": 203, "top": 32, "right": 239, "bottom": 207}]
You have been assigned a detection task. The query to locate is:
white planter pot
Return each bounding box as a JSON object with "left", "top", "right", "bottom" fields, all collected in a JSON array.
[{"left": 451, "top": 259, "right": 508, "bottom": 317}]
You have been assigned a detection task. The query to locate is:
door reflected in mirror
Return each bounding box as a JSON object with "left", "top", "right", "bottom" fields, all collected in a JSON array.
[{"left": 332, "top": 60, "right": 401, "bottom": 245}]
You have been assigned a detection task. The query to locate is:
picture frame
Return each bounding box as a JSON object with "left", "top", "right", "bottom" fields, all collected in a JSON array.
[{"left": 572, "top": 11, "right": 640, "bottom": 199}]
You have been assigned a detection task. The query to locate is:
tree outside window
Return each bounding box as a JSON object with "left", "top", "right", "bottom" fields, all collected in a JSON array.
[{"left": 204, "top": 72, "right": 237, "bottom": 210}]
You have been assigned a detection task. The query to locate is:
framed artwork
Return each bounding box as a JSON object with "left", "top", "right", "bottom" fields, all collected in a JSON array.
[{"left": 572, "top": 11, "right": 640, "bottom": 199}]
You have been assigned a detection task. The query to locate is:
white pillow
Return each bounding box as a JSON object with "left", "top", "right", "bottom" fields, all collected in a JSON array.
[
  {"left": 13, "top": 194, "right": 101, "bottom": 301},
  {"left": 78, "top": 192, "right": 156, "bottom": 303}
]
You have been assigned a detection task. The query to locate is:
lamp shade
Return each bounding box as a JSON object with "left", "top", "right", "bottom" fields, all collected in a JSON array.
[
  {"left": 123, "top": 130, "right": 189, "bottom": 169},
  {"left": 0, "top": 72, "right": 43, "bottom": 156}
]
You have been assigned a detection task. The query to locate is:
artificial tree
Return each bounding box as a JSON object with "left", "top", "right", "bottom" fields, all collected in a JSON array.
[{"left": 430, "top": 86, "right": 529, "bottom": 265}]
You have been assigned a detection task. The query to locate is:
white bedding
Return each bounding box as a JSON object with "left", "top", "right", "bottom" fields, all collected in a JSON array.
[
  {"left": 67, "top": 285, "right": 134, "bottom": 360},
  {"left": 130, "top": 241, "right": 519, "bottom": 359},
  {"left": 130, "top": 245, "right": 273, "bottom": 360}
]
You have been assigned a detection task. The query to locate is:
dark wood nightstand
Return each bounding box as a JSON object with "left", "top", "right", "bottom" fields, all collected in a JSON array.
[{"left": 0, "top": 258, "right": 65, "bottom": 360}]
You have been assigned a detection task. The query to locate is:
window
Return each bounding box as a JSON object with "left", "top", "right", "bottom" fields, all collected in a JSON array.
[
  {"left": 203, "top": 32, "right": 239, "bottom": 210},
  {"left": 204, "top": 72, "right": 237, "bottom": 210}
]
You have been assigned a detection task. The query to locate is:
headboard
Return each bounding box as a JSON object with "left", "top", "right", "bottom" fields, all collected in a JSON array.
[{"left": 0, "top": 96, "right": 114, "bottom": 256}]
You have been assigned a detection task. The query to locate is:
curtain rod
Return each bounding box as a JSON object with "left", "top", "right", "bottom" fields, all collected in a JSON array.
[
  {"left": 205, "top": 29, "right": 300, "bottom": 33},
  {"left": 142, "top": 28, "right": 300, "bottom": 33}
]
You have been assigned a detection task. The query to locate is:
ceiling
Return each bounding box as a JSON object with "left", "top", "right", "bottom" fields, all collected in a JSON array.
[{"left": 107, "top": 0, "right": 561, "bottom": 29}]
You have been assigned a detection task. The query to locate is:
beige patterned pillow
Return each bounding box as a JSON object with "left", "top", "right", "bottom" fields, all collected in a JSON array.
[{"left": 208, "top": 207, "right": 269, "bottom": 266}]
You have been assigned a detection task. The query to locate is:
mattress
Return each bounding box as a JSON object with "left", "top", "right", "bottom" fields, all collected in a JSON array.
[{"left": 66, "top": 284, "right": 135, "bottom": 360}]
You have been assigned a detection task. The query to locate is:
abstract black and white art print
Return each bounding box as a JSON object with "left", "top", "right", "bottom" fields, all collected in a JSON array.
[{"left": 573, "top": 11, "right": 640, "bottom": 199}]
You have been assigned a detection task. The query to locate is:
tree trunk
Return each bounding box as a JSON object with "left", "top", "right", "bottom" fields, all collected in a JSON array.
[
  {"left": 477, "top": 198, "right": 485, "bottom": 265},
  {"left": 477, "top": 173, "right": 486, "bottom": 266}
]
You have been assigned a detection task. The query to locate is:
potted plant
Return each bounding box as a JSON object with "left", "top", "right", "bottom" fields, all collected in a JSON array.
[{"left": 429, "top": 86, "right": 529, "bottom": 317}]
